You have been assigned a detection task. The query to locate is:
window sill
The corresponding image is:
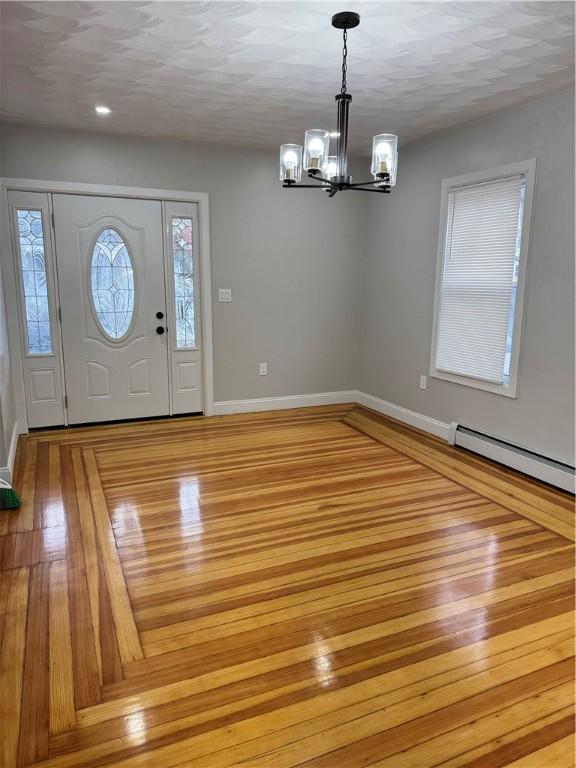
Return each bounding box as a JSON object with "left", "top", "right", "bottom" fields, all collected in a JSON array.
[{"left": 430, "top": 369, "right": 518, "bottom": 398}]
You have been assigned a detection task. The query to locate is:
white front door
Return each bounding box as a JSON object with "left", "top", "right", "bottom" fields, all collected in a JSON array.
[{"left": 53, "top": 194, "right": 170, "bottom": 424}]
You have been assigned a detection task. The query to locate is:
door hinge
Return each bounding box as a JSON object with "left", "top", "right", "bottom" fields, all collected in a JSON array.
[
  {"left": 58, "top": 307, "right": 62, "bottom": 322},
  {"left": 51, "top": 212, "right": 55, "bottom": 228},
  {"left": 64, "top": 394, "right": 68, "bottom": 409}
]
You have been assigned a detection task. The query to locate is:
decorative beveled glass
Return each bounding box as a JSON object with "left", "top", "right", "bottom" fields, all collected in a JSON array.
[
  {"left": 172, "top": 216, "right": 196, "bottom": 349},
  {"left": 91, "top": 228, "right": 135, "bottom": 340},
  {"left": 304, "top": 130, "right": 329, "bottom": 173},
  {"left": 279, "top": 144, "right": 303, "bottom": 182},
  {"left": 371, "top": 134, "right": 398, "bottom": 186},
  {"left": 16, "top": 209, "right": 52, "bottom": 355}
]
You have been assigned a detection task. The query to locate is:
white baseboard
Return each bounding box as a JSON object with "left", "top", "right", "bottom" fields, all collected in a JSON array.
[
  {"left": 356, "top": 392, "right": 450, "bottom": 440},
  {"left": 212, "top": 390, "right": 450, "bottom": 442},
  {"left": 0, "top": 419, "right": 19, "bottom": 484},
  {"left": 213, "top": 391, "right": 358, "bottom": 416}
]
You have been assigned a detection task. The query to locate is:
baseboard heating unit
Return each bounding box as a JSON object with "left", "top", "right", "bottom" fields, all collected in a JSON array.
[{"left": 448, "top": 423, "right": 575, "bottom": 494}]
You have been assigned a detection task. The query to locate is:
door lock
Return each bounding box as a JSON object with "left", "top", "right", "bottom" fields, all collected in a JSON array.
[
  {"left": 156, "top": 311, "right": 164, "bottom": 319},
  {"left": 156, "top": 326, "right": 166, "bottom": 335}
]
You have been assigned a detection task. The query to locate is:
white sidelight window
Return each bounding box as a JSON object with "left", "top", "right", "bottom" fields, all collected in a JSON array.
[
  {"left": 163, "top": 201, "right": 203, "bottom": 415},
  {"left": 15, "top": 208, "right": 53, "bottom": 355},
  {"left": 430, "top": 160, "right": 536, "bottom": 397}
]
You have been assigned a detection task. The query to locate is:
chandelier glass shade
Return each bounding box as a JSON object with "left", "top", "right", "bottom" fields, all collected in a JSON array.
[{"left": 279, "top": 11, "right": 398, "bottom": 197}]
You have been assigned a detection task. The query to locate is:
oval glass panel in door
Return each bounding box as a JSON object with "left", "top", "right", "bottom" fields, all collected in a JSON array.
[{"left": 91, "top": 228, "right": 135, "bottom": 340}]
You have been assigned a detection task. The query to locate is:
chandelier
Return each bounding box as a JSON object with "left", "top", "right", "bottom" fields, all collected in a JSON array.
[{"left": 279, "top": 11, "right": 398, "bottom": 197}]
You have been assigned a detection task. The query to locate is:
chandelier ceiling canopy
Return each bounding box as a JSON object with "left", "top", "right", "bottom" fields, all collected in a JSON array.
[{"left": 279, "top": 11, "right": 398, "bottom": 198}]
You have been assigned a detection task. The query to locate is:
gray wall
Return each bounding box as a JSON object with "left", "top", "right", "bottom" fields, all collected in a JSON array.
[
  {"left": 0, "top": 125, "right": 364, "bottom": 408},
  {"left": 360, "top": 88, "right": 575, "bottom": 464}
]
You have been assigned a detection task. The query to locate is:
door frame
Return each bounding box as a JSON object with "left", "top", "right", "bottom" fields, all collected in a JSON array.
[{"left": 1, "top": 177, "right": 214, "bottom": 432}]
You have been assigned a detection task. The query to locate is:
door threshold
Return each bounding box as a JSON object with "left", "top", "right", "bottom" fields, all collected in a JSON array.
[{"left": 30, "top": 412, "right": 204, "bottom": 431}]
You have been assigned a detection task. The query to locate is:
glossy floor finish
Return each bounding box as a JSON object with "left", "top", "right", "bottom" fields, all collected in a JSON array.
[{"left": 0, "top": 404, "right": 574, "bottom": 768}]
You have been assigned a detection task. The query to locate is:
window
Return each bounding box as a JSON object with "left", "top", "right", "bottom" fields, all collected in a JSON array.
[
  {"left": 16, "top": 209, "right": 53, "bottom": 355},
  {"left": 171, "top": 217, "right": 196, "bottom": 349},
  {"left": 431, "top": 161, "right": 535, "bottom": 397},
  {"left": 91, "top": 228, "right": 135, "bottom": 340}
]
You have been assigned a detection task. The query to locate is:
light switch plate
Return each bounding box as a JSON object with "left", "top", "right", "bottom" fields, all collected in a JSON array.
[
  {"left": 218, "top": 288, "right": 232, "bottom": 303},
  {"left": 259, "top": 362, "right": 268, "bottom": 376},
  {"left": 419, "top": 375, "right": 427, "bottom": 390}
]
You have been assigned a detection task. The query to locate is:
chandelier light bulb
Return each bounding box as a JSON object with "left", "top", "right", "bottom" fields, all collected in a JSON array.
[
  {"left": 375, "top": 142, "right": 391, "bottom": 172},
  {"left": 323, "top": 156, "right": 339, "bottom": 192},
  {"left": 284, "top": 150, "right": 299, "bottom": 168},
  {"left": 325, "top": 156, "right": 338, "bottom": 180},
  {"left": 279, "top": 144, "right": 303, "bottom": 182},
  {"left": 371, "top": 134, "right": 398, "bottom": 187},
  {"left": 308, "top": 138, "right": 325, "bottom": 157},
  {"left": 304, "top": 129, "right": 330, "bottom": 172}
]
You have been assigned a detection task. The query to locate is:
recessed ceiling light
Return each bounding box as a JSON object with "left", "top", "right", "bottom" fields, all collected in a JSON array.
[{"left": 95, "top": 105, "right": 111, "bottom": 115}]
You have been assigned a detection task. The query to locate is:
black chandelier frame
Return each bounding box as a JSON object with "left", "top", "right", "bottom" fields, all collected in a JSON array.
[{"left": 282, "top": 11, "right": 392, "bottom": 197}]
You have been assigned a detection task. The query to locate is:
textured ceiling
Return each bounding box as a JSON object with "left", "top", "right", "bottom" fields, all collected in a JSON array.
[{"left": 0, "top": 1, "right": 574, "bottom": 153}]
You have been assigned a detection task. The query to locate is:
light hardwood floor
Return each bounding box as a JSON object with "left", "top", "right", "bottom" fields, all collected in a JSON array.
[{"left": 0, "top": 404, "right": 574, "bottom": 767}]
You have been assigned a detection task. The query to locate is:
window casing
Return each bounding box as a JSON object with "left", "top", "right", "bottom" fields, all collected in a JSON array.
[{"left": 430, "top": 160, "right": 536, "bottom": 398}]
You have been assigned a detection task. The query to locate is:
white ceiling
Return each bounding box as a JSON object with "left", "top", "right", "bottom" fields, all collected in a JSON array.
[{"left": 0, "top": 1, "right": 573, "bottom": 153}]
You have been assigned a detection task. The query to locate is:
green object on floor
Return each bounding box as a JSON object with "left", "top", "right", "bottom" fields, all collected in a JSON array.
[{"left": 0, "top": 479, "right": 21, "bottom": 509}]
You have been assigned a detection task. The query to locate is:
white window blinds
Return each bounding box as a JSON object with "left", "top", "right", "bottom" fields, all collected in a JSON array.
[{"left": 434, "top": 174, "right": 526, "bottom": 385}]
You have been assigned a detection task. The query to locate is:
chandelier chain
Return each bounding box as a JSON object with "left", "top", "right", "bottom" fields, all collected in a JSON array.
[{"left": 341, "top": 29, "right": 348, "bottom": 94}]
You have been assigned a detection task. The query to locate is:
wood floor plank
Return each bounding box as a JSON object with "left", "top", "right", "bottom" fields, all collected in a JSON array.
[
  {"left": 49, "top": 560, "right": 76, "bottom": 736},
  {"left": 18, "top": 561, "right": 50, "bottom": 766},
  {"left": 71, "top": 448, "right": 102, "bottom": 685},
  {"left": 60, "top": 446, "right": 101, "bottom": 710},
  {"left": 83, "top": 449, "right": 143, "bottom": 665},
  {"left": 366, "top": 688, "right": 574, "bottom": 768},
  {"left": 0, "top": 568, "right": 29, "bottom": 768},
  {"left": 436, "top": 705, "right": 574, "bottom": 768},
  {"left": 0, "top": 406, "right": 572, "bottom": 768},
  {"left": 499, "top": 730, "right": 575, "bottom": 768},
  {"left": 289, "top": 666, "right": 574, "bottom": 768}
]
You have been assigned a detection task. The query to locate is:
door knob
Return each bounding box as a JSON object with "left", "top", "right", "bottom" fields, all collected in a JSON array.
[
  {"left": 156, "top": 311, "right": 164, "bottom": 319},
  {"left": 156, "top": 326, "right": 165, "bottom": 335}
]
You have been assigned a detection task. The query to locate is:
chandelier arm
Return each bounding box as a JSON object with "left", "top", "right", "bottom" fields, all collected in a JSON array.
[
  {"left": 307, "top": 172, "right": 338, "bottom": 187},
  {"left": 346, "top": 179, "right": 389, "bottom": 188},
  {"left": 346, "top": 186, "right": 391, "bottom": 193},
  {"left": 282, "top": 183, "right": 332, "bottom": 189}
]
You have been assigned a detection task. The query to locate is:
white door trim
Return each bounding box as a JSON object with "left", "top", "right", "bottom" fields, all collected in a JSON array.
[{"left": 0, "top": 177, "right": 214, "bottom": 432}]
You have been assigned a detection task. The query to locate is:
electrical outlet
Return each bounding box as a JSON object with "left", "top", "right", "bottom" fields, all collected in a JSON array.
[
  {"left": 218, "top": 288, "right": 232, "bottom": 303},
  {"left": 259, "top": 362, "right": 268, "bottom": 376},
  {"left": 419, "top": 375, "right": 427, "bottom": 390}
]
